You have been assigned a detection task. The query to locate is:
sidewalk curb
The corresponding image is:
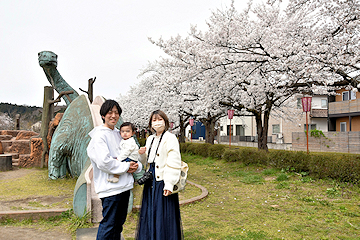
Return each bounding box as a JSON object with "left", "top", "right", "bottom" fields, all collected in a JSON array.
[{"left": 0, "top": 208, "right": 69, "bottom": 221}]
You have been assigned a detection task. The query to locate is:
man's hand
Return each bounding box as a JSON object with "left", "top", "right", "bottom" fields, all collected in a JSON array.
[
  {"left": 138, "top": 147, "right": 146, "bottom": 155},
  {"left": 127, "top": 162, "right": 138, "bottom": 173}
]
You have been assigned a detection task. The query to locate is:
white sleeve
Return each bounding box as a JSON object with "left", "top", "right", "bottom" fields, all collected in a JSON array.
[
  {"left": 87, "top": 135, "right": 130, "bottom": 175},
  {"left": 118, "top": 138, "right": 137, "bottom": 161},
  {"left": 163, "top": 134, "right": 182, "bottom": 191}
]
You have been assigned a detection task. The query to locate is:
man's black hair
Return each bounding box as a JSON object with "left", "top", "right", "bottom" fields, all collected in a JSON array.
[
  {"left": 120, "top": 122, "right": 136, "bottom": 132},
  {"left": 100, "top": 100, "right": 122, "bottom": 123}
]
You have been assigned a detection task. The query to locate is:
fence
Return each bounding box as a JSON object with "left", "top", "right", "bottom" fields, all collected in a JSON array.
[
  {"left": 292, "top": 131, "right": 360, "bottom": 154},
  {"left": 217, "top": 135, "right": 292, "bottom": 150},
  {"left": 219, "top": 135, "right": 273, "bottom": 143}
]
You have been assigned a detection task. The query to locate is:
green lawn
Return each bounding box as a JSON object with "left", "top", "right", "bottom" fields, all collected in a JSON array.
[
  {"left": 125, "top": 153, "right": 360, "bottom": 239},
  {"left": 1, "top": 153, "right": 360, "bottom": 239}
]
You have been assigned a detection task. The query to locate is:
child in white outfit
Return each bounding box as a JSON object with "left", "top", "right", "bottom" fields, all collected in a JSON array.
[{"left": 108, "top": 122, "right": 145, "bottom": 183}]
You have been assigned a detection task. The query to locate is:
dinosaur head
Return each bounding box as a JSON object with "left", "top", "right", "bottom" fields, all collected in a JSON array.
[{"left": 38, "top": 51, "right": 58, "bottom": 67}]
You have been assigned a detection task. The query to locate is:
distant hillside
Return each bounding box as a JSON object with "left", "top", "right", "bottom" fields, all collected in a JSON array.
[
  {"left": 0, "top": 102, "right": 66, "bottom": 130},
  {"left": 0, "top": 102, "right": 41, "bottom": 116}
]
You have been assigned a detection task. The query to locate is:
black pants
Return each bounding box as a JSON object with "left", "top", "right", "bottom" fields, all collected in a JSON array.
[{"left": 97, "top": 190, "right": 130, "bottom": 240}]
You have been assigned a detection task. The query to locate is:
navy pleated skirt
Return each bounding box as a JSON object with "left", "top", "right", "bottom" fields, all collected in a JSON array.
[{"left": 136, "top": 163, "right": 183, "bottom": 240}]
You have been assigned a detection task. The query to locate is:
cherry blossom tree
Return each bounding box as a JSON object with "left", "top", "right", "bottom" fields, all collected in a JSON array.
[
  {"left": 0, "top": 113, "right": 14, "bottom": 130},
  {"left": 119, "top": 0, "right": 358, "bottom": 149},
  {"left": 148, "top": 0, "right": 359, "bottom": 150},
  {"left": 118, "top": 59, "right": 196, "bottom": 142}
]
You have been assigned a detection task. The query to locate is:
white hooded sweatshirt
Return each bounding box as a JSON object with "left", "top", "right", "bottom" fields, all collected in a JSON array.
[{"left": 87, "top": 125, "right": 142, "bottom": 199}]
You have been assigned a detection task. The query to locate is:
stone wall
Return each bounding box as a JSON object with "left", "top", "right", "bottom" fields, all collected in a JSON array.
[
  {"left": 0, "top": 130, "right": 43, "bottom": 168},
  {"left": 292, "top": 131, "right": 360, "bottom": 154}
]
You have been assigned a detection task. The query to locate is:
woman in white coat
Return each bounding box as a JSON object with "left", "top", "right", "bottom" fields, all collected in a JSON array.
[{"left": 136, "top": 110, "right": 183, "bottom": 240}]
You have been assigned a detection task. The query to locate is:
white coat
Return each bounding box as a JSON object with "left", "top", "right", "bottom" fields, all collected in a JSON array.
[
  {"left": 140, "top": 131, "right": 181, "bottom": 192},
  {"left": 87, "top": 125, "right": 142, "bottom": 198}
]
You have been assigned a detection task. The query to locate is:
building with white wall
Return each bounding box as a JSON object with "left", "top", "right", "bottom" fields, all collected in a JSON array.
[{"left": 217, "top": 95, "right": 328, "bottom": 144}]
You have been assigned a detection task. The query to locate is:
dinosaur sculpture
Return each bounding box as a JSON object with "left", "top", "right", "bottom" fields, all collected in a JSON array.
[
  {"left": 38, "top": 51, "right": 79, "bottom": 105},
  {"left": 38, "top": 51, "right": 127, "bottom": 217}
]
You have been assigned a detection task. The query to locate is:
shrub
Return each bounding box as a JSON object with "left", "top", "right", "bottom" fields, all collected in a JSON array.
[
  {"left": 194, "top": 143, "right": 211, "bottom": 157},
  {"left": 185, "top": 143, "right": 198, "bottom": 155},
  {"left": 239, "top": 148, "right": 268, "bottom": 166},
  {"left": 208, "top": 144, "right": 226, "bottom": 159},
  {"left": 223, "top": 149, "right": 242, "bottom": 162},
  {"left": 309, "top": 153, "right": 360, "bottom": 183},
  {"left": 268, "top": 150, "right": 310, "bottom": 172},
  {"left": 180, "top": 142, "right": 191, "bottom": 154},
  {"left": 180, "top": 142, "right": 360, "bottom": 184}
]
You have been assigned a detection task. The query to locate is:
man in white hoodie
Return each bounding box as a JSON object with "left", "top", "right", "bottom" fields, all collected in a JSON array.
[{"left": 87, "top": 99, "right": 142, "bottom": 240}]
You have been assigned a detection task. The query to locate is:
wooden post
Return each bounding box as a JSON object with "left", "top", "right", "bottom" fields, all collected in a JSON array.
[
  {"left": 40, "top": 86, "right": 54, "bottom": 168},
  {"left": 79, "top": 77, "right": 96, "bottom": 103},
  {"left": 15, "top": 114, "right": 20, "bottom": 130}
]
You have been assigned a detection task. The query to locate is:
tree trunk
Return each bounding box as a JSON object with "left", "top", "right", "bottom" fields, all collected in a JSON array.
[
  {"left": 254, "top": 108, "right": 271, "bottom": 151},
  {"left": 203, "top": 115, "right": 216, "bottom": 144},
  {"left": 178, "top": 114, "right": 186, "bottom": 143}
]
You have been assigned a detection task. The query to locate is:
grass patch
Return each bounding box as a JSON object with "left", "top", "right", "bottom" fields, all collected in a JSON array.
[
  {"left": 0, "top": 209, "right": 92, "bottom": 239},
  {"left": 276, "top": 173, "right": 289, "bottom": 181},
  {"left": 122, "top": 153, "right": 360, "bottom": 239},
  {"left": 2, "top": 155, "right": 360, "bottom": 239},
  {"left": 0, "top": 168, "right": 76, "bottom": 203}
]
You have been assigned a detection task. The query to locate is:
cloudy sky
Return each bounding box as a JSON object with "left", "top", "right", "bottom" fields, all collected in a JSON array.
[{"left": 0, "top": 0, "right": 249, "bottom": 107}]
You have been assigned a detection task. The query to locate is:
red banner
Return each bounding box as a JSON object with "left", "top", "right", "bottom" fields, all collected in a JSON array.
[
  {"left": 301, "top": 97, "right": 312, "bottom": 112},
  {"left": 227, "top": 109, "right": 235, "bottom": 119}
]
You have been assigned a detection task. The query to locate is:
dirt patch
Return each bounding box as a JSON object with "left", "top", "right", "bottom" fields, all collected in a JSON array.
[
  {"left": 0, "top": 167, "right": 34, "bottom": 181},
  {"left": 0, "top": 226, "right": 71, "bottom": 240},
  {"left": 0, "top": 168, "right": 73, "bottom": 239},
  {"left": 265, "top": 176, "right": 276, "bottom": 181},
  {"left": 0, "top": 195, "right": 69, "bottom": 211},
  {"left": 0, "top": 168, "right": 71, "bottom": 211}
]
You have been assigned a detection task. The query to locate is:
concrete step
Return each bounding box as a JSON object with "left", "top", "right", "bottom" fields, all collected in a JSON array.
[{"left": 3, "top": 152, "right": 19, "bottom": 159}]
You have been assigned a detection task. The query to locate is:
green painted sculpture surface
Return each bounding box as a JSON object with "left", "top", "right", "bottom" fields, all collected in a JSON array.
[
  {"left": 38, "top": 51, "right": 79, "bottom": 105},
  {"left": 38, "top": 51, "right": 128, "bottom": 217},
  {"left": 47, "top": 95, "right": 93, "bottom": 179}
]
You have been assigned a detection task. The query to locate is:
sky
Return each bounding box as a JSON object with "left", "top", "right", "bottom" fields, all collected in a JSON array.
[{"left": 0, "top": 0, "right": 250, "bottom": 107}]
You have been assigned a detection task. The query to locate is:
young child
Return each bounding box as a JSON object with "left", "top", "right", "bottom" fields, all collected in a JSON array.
[{"left": 107, "top": 122, "right": 145, "bottom": 183}]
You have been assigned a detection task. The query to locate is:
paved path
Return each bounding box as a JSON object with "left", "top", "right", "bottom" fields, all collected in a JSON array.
[{"left": 0, "top": 226, "right": 72, "bottom": 240}]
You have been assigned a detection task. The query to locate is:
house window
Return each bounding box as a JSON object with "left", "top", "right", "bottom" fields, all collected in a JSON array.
[
  {"left": 321, "top": 99, "right": 327, "bottom": 108},
  {"left": 220, "top": 126, "right": 223, "bottom": 131},
  {"left": 342, "top": 91, "right": 349, "bottom": 101},
  {"left": 227, "top": 125, "right": 234, "bottom": 136},
  {"left": 297, "top": 98, "right": 302, "bottom": 109},
  {"left": 272, "top": 124, "right": 280, "bottom": 134},
  {"left": 304, "top": 124, "right": 317, "bottom": 131},
  {"left": 236, "top": 125, "right": 245, "bottom": 136},
  {"left": 342, "top": 91, "right": 356, "bottom": 101},
  {"left": 340, "top": 122, "right": 347, "bottom": 132}
]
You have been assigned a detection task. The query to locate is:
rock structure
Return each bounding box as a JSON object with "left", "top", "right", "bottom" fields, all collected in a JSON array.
[{"left": 0, "top": 130, "right": 40, "bottom": 167}]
